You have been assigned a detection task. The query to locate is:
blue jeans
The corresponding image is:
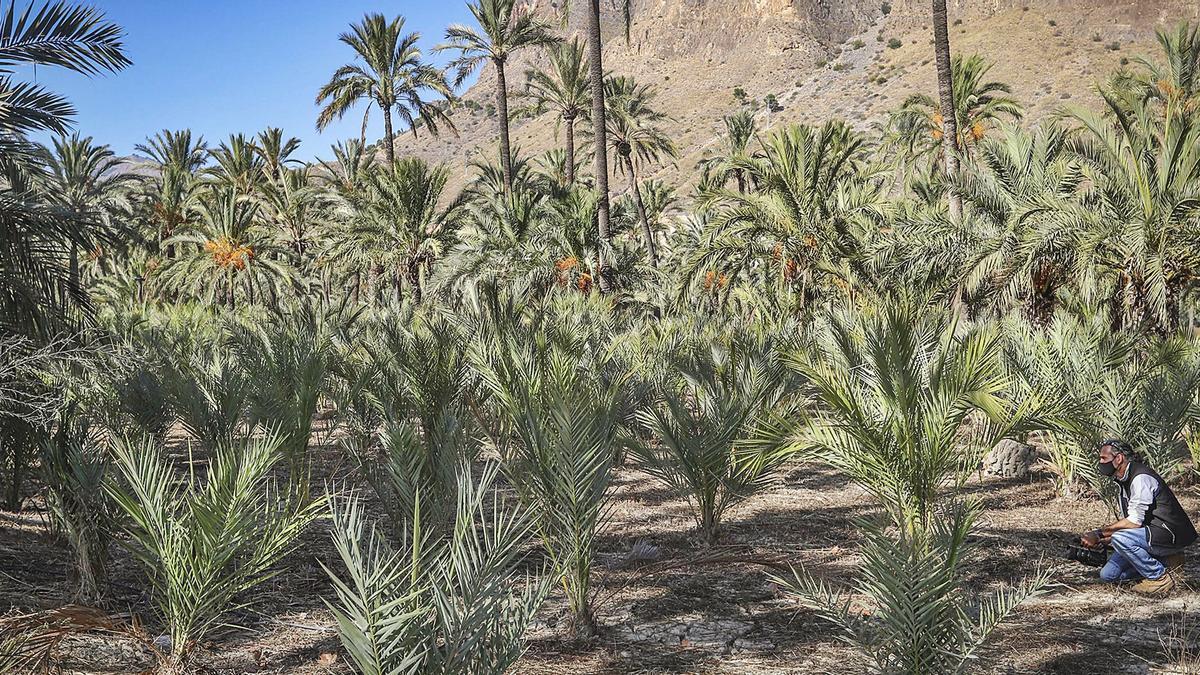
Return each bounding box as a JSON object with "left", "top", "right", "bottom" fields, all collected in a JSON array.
[{"left": 1099, "top": 528, "right": 1166, "bottom": 582}]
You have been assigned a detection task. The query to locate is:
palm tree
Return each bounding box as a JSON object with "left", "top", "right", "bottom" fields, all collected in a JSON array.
[
  {"left": 133, "top": 129, "right": 207, "bottom": 260},
  {"left": 0, "top": 0, "right": 130, "bottom": 336},
  {"left": 931, "top": 0, "right": 962, "bottom": 220},
  {"left": 260, "top": 166, "right": 333, "bottom": 266},
  {"left": 439, "top": 0, "right": 558, "bottom": 195},
  {"left": 316, "top": 13, "right": 454, "bottom": 165},
  {"left": 684, "top": 122, "right": 882, "bottom": 307},
  {"left": 1065, "top": 93, "right": 1200, "bottom": 332},
  {"left": 1110, "top": 22, "right": 1200, "bottom": 118},
  {"left": 891, "top": 55, "right": 1024, "bottom": 164},
  {"left": 523, "top": 38, "right": 589, "bottom": 186},
  {"left": 602, "top": 76, "right": 677, "bottom": 268},
  {"left": 330, "top": 158, "right": 456, "bottom": 304},
  {"left": 161, "top": 189, "right": 289, "bottom": 309},
  {"left": 40, "top": 133, "right": 132, "bottom": 289},
  {"left": 254, "top": 127, "right": 301, "bottom": 180},
  {"left": 698, "top": 110, "right": 757, "bottom": 193},
  {"left": 318, "top": 138, "right": 376, "bottom": 195},
  {"left": 952, "top": 124, "right": 1088, "bottom": 324},
  {"left": 206, "top": 133, "right": 266, "bottom": 193}
]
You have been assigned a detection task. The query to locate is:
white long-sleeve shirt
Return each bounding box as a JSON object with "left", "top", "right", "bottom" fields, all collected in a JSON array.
[{"left": 1124, "top": 473, "right": 1159, "bottom": 525}]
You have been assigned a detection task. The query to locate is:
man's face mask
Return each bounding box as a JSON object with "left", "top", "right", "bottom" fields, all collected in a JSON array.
[{"left": 1098, "top": 460, "right": 1117, "bottom": 477}]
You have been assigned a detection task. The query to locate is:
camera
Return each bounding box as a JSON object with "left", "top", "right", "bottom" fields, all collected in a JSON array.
[{"left": 1064, "top": 542, "right": 1109, "bottom": 567}]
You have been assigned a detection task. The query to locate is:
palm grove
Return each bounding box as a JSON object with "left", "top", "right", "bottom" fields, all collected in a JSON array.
[{"left": 3, "top": 0, "right": 1200, "bottom": 672}]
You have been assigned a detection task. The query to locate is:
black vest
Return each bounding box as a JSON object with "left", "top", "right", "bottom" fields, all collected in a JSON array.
[{"left": 1114, "top": 461, "right": 1197, "bottom": 556}]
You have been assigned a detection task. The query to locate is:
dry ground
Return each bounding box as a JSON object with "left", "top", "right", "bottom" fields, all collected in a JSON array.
[{"left": 3, "top": 441, "right": 1200, "bottom": 675}]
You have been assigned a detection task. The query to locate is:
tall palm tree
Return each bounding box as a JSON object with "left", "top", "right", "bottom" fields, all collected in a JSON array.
[
  {"left": 523, "top": 37, "right": 589, "bottom": 186},
  {"left": 134, "top": 130, "right": 207, "bottom": 259},
  {"left": 586, "top": 0, "right": 611, "bottom": 251},
  {"left": 0, "top": 0, "right": 130, "bottom": 336},
  {"left": 316, "top": 13, "right": 454, "bottom": 165},
  {"left": 931, "top": 0, "right": 962, "bottom": 220},
  {"left": 206, "top": 133, "right": 266, "bottom": 194},
  {"left": 439, "top": 0, "right": 558, "bottom": 195},
  {"left": 602, "top": 76, "right": 677, "bottom": 268},
  {"left": 698, "top": 110, "right": 757, "bottom": 193},
  {"left": 254, "top": 127, "right": 301, "bottom": 180},
  {"left": 40, "top": 133, "right": 132, "bottom": 288}
]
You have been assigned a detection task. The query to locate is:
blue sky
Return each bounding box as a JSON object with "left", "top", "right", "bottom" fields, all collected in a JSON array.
[{"left": 30, "top": 1, "right": 477, "bottom": 161}]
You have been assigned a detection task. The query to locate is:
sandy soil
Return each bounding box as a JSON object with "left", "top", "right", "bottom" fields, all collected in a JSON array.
[{"left": 3, "top": 445, "right": 1199, "bottom": 675}]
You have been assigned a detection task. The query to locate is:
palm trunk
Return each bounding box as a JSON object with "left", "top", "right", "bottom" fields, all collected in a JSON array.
[
  {"left": 69, "top": 242, "right": 80, "bottom": 291},
  {"left": 932, "top": 0, "right": 962, "bottom": 221},
  {"left": 408, "top": 264, "right": 423, "bottom": 305},
  {"left": 495, "top": 58, "right": 513, "bottom": 194},
  {"left": 735, "top": 170, "right": 746, "bottom": 194},
  {"left": 624, "top": 155, "right": 658, "bottom": 267},
  {"left": 382, "top": 105, "right": 396, "bottom": 165},
  {"left": 587, "top": 0, "right": 613, "bottom": 291},
  {"left": 564, "top": 112, "right": 576, "bottom": 186}
]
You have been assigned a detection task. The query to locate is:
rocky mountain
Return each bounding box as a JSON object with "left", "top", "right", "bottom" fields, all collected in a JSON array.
[{"left": 394, "top": 0, "right": 1200, "bottom": 197}]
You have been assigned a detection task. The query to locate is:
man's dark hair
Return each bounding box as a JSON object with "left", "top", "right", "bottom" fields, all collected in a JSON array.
[{"left": 1098, "top": 439, "right": 1140, "bottom": 462}]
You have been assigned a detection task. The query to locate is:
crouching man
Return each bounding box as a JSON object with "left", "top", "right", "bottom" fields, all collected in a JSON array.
[{"left": 1079, "top": 440, "right": 1197, "bottom": 596}]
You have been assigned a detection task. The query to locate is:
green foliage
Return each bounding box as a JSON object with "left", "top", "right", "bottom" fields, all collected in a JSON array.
[
  {"left": 634, "top": 329, "right": 800, "bottom": 544},
  {"left": 106, "top": 432, "right": 324, "bottom": 668},
  {"left": 40, "top": 412, "right": 116, "bottom": 604},
  {"left": 887, "top": 38, "right": 902, "bottom": 49},
  {"left": 789, "top": 301, "right": 1026, "bottom": 529},
  {"left": 324, "top": 464, "right": 547, "bottom": 675},
  {"left": 1004, "top": 313, "right": 1200, "bottom": 494},
  {"left": 774, "top": 501, "right": 1049, "bottom": 674},
  {"left": 473, "top": 320, "right": 628, "bottom": 638}
]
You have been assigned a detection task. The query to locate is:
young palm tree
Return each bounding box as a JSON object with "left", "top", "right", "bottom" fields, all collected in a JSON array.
[
  {"left": 772, "top": 300, "right": 1047, "bottom": 671},
  {"left": 601, "top": 76, "right": 677, "bottom": 268},
  {"left": 523, "top": 38, "right": 590, "bottom": 186},
  {"left": 39, "top": 413, "right": 116, "bottom": 604},
  {"left": 775, "top": 500, "right": 1048, "bottom": 674},
  {"left": 107, "top": 432, "right": 324, "bottom": 672},
  {"left": 439, "top": 0, "right": 558, "bottom": 194},
  {"left": 40, "top": 133, "right": 132, "bottom": 289},
  {"left": 931, "top": 0, "right": 962, "bottom": 220},
  {"left": 698, "top": 110, "right": 757, "bottom": 193},
  {"left": 473, "top": 328, "right": 626, "bottom": 638},
  {"left": 634, "top": 333, "right": 798, "bottom": 545},
  {"left": 325, "top": 464, "right": 547, "bottom": 674},
  {"left": 316, "top": 13, "right": 454, "bottom": 164},
  {"left": 789, "top": 301, "right": 1021, "bottom": 531}
]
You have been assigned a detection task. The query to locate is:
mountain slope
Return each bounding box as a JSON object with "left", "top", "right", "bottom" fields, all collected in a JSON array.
[{"left": 393, "top": 0, "right": 1200, "bottom": 197}]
